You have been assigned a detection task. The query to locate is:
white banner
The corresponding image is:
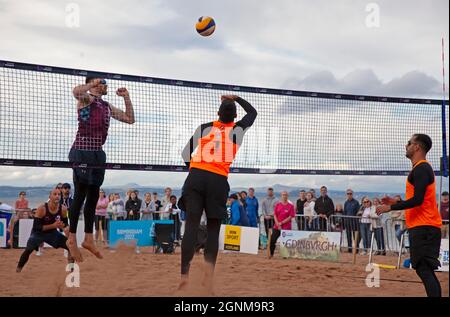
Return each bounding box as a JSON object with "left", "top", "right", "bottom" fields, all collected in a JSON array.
[
  {"left": 0, "top": 219, "right": 6, "bottom": 248},
  {"left": 279, "top": 230, "right": 341, "bottom": 262},
  {"left": 219, "top": 225, "right": 259, "bottom": 255},
  {"left": 438, "top": 239, "right": 449, "bottom": 272},
  {"left": 19, "top": 219, "right": 91, "bottom": 248}
]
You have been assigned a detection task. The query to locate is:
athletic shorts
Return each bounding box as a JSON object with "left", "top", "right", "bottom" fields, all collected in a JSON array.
[
  {"left": 26, "top": 230, "right": 67, "bottom": 250},
  {"left": 69, "top": 147, "right": 106, "bottom": 186},
  {"left": 179, "top": 168, "right": 230, "bottom": 220},
  {"left": 409, "top": 225, "right": 441, "bottom": 270}
]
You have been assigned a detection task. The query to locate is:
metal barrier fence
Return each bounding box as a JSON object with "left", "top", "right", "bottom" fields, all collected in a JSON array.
[{"left": 293, "top": 214, "right": 424, "bottom": 255}]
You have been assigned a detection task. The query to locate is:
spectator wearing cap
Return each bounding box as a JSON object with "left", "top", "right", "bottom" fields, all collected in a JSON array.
[
  {"left": 60, "top": 183, "right": 73, "bottom": 210},
  {"left": 441, "top": 191, "right": 449, "bottom": 239},
  {"left": 229, "top": 194, "right": 249, "bottom": 226}
]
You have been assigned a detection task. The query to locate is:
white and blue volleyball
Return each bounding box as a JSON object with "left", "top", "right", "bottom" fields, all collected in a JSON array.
[{"left": 196, "top": 16, "right": 216, "bottom": 37}]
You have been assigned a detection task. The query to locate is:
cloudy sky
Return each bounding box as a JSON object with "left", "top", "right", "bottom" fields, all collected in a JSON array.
[{"left": 0, "top": 0, "right": 449, "bottom": 192}]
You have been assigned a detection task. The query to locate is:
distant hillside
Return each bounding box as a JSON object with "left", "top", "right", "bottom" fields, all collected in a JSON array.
[{"left": 0, "top": 184, "right": 402, "bottom": 208}]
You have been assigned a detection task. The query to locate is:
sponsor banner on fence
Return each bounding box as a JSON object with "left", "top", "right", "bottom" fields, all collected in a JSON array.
[
  {"left": 0, "top": 219, "right": 6, "bottom": 247},
  {"left": 280, "top": 230, "right": 341, "bottom": 262},
  {"left": 438, "top": 239, "right": 449, "bottom": 272},
  {"left": 224, "top": 225, "right": 241, "bottom": 251},
  {"left": 109, "top": 220, "right": 173, "bottom": 247},
  {"left": 219, "top": 225, "right": 259, "bottom": 255}
]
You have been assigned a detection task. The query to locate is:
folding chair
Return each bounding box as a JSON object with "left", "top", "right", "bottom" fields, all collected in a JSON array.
[{"left": 154, "top": 223, "right": 176, "bottom": 254}]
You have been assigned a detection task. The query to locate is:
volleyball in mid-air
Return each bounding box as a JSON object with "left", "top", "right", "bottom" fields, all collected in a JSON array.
[{"left": 196, "top": 16, "right": 216, "bottom": 37}]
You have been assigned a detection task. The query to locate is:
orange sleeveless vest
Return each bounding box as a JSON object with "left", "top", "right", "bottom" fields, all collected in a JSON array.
[
  {"left": 405, "top": 160, "right": 442, "bottom": 229},
  {"left": 189, "top": 121, "right": 239, "bottom": 177}
]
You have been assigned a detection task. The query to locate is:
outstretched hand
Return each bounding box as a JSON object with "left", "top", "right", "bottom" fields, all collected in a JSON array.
[
  {"left": 381, "top": 196, "right": 397, "bottom": 205},
  {"left": 376, "top": 205, "right": 391, "bottom": 215},
  {"left": 116, "top": 88, "right": 130, "bottom": 98}
]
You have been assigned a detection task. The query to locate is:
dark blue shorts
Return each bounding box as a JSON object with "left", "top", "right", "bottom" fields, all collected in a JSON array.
[
  {"left": 26, "top": 230, "right": 67, "bottom": 250},
  {"left": 69, "top": 148, "right": 106, "bottom": 186}
]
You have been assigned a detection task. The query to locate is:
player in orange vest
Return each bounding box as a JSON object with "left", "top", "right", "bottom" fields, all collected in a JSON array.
[
  {"left": 178, "top": 95, "right": 257, "bottom": 292},
  {"left": 377, "top": 134, "right": 442, "bottom": 297}
]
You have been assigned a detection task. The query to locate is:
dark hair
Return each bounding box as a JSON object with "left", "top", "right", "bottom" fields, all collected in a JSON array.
[
  {"left": 240, "top": 191, "right": 247, "bottom": 196},
  {"left": 300, "top": 190, "right": 306, "bottom": 193},
  {"left": 85, "top": 76, "right": 96, "bottom": 84},
  {"left": 170, "top": 195, "right": 177, "bottom": 200},
  {"left": 268, "top": 187, "right": 274, "bottom": 191},
  {"left": 218, "top": 100, "right": 237, "bottom": 123},
  {"left": 413, "top": 134, "right": 432, "bottom": 153},
  {"left": 229, "top": 193, "right": 238, "bottom": 200},
  {"left": 320, "top": 186, "right": 327, "bottom": 190},
  {"left": 152, "top": 192, "right": 158, "bottom": 195},
  {"left": 443, "top": 191, "right": 449, "bottom": 196}
]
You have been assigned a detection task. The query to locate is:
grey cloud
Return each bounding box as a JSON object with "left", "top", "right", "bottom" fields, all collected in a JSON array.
[
  {"left": 382, "top": 71, "right": 442, "bottom": 97},
  {"left": 283, "top": 69, "right": 443, "bottom": 98}
]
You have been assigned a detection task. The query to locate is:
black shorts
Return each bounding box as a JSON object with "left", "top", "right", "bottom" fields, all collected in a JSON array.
[
  {"left": 179, "top": 168, "right": 230, "bottom": 220},
  {"left": 95, "top": 215, "right": 108, "bottom": 230},
  {"left": 409, "top": 225, "right": 441, "bottom": 270},
  {"left": 26, "top": 230, "right": 67, "bottom": 250},
  {"left": 69, "top": 148, "right": 106, "bottom": 186}
]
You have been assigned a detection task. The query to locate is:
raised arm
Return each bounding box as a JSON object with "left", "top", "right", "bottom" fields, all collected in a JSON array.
[
  {"left": 234, "top": 96, "right": 257, "bottom": 129},
  {"left": 110, "top": 87, "right": 135, "bottom": 124},
  {"left": 221, "top": 95, "right": 257, "bottom": 146},
  {"left": 73, "top": 79, "right": 102, "bottom": 108}
]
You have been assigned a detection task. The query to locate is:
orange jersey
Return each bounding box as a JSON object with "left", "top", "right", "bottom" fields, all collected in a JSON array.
[
  {"left": 189, "top": 121, "right": 240, "bottom": 177},
  {"left": 405, "top": 160, "right": 442, "bottom": 229}
]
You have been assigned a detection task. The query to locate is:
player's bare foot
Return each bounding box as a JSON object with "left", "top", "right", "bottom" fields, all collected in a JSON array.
[
  {"left": 177, "top": 275, "right": 189, "bottom": 290},
  {"left": 66, "top": 234, "right": 83, "bottom": 262},
  {"left": 82, "top": 234, "right": 103, "bottom": 259},
  {"left": 201, "top": 263, "right": 215, "bottom": 295}
]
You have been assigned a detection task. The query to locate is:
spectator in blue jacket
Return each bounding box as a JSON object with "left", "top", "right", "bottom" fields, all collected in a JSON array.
[
  {"left": 229, "top": 194, "right": 249, "bottom": 226},
  {"left": 245, "top": 188, "right": 259, "bottom": 228}
]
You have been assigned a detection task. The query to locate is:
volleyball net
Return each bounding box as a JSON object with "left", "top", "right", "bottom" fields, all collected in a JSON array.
[{"left": 0, "top": 60, "right": 448, "bottom": 175}]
